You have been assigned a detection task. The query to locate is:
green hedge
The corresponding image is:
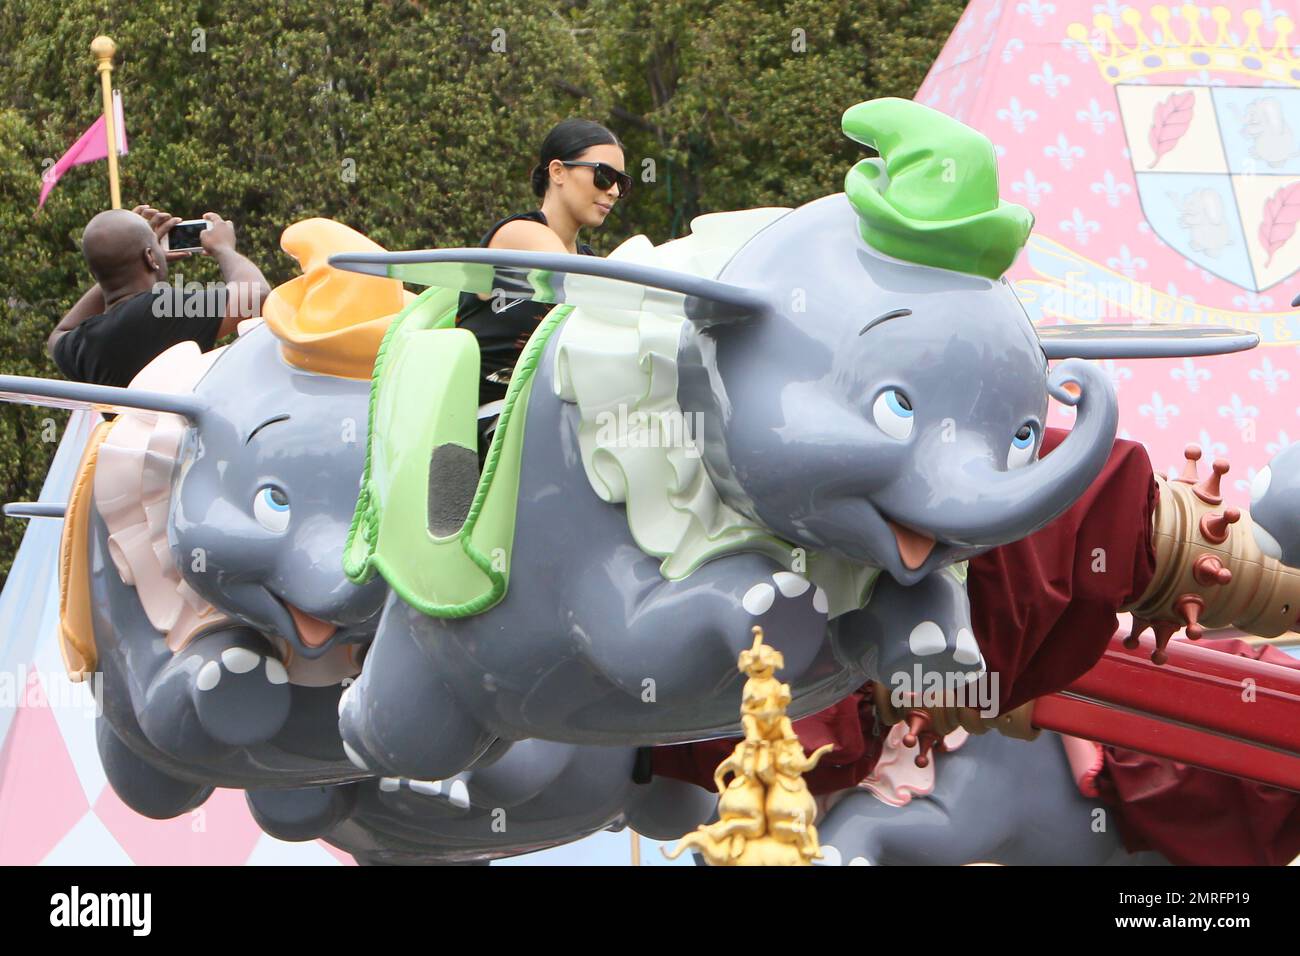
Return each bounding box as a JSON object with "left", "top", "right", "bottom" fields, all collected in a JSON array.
[{"left": 0, "top": 0, "right": 963, "bottom": 585}]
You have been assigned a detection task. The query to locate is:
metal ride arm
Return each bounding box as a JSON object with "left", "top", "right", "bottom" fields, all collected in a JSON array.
[
  {"left": 884, "top": 631, "right": 1300, "bottom": 792},
  {"left": 1034, "top": 632, "right": 1300, "bottom": 793}
]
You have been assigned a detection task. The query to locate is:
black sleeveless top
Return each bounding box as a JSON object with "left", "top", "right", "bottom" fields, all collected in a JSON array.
[{"left": 456, "top": 210, "right": 595, "bottom": 406}]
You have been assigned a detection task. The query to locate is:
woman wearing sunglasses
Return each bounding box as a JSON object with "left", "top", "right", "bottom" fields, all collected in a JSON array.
[{"left": 456, "top": 118, "right": 630, "bottom": 445}]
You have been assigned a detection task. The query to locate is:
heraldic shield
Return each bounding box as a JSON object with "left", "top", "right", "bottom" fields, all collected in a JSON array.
[{"left": 1119, "top": 82, "right": 1300, "bottom": 292}]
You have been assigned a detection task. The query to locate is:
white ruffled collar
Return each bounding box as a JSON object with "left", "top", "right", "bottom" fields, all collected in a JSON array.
[{"left": 552, "top": 208, "right": 881, "bottom": 619}]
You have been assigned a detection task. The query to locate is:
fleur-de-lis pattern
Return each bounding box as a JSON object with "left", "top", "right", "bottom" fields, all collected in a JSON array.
[
  {"left": 914, "top": 0, "right": 1297, "bottom": 503},
  {"left": 1076, "top": 97, "right": 1117, "bottom": 134},
  {"left": 1248, "top": 357, "right": 1290, "bottom": 395},
  {"left": 1092, "top": 0, "right": 1129, "bottom": 20},
  {"left": 1233, "top": 465, "right": 1260, "bottom": 495},
  {"left": 1029, "top": 62, "right": 1071, "bottom": 98},
  {"left": 1062, "top": 35, "right": 1097, "bottom": 63},
  {"left": 1217, "top": 394, "right": 1260, "bottom": 432},
  {"left": 1171, "top": 357, "right": 1211, "bottom": 394},
  {"left": 997, "top": 96, "right": 1039, "bottom": 133},
  {"left": 1101, "top": 359, "right": 1133, "bottom": 391},
  {"left": 1139, "top": 391, "right": 1180, "bottom": 429},
  {"left": 1089, "top": 169, "right": 1131, "bottom": 207},
  {"left": 1196, "top": 429, "right": 1229, "bottom": 459},
  {"left": 1106, "top": 244, "right": 1147, "bottom": 278},
  {"left": 1017, "top": 0, "right": 1057, "bottom": 27},
  {"left": 1233, "top": 290, "right": 1273, "bottom": 312},
  {"left": 1011, "top": 168, "right": 1053, "bottom": 206},
  {"left": 1044, "top": 133, "right": 1085, "bottom": 170},
  {"left": 1060, "top": 208, "right": 1101, "bottom": 244}
]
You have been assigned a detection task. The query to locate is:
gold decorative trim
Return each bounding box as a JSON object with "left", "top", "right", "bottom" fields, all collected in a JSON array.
[{"left": 58, "top": 420, "right": 113, "bottom": 681}]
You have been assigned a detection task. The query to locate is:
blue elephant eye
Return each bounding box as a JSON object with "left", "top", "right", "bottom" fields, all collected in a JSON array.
[
  {"left": 253, "top": 485, "right": 291, "bottom": 533},
  {"left": 885, "top": 390, "right": 913, "bottom": 417},
  {"left": 1007, "top": 424, "right": 1037, "bottom": 470},
  {"left": 872, "top": 389, "right": 914, "bottom": 441}
]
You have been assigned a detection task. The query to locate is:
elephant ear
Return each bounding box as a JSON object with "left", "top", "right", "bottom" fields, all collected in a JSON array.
[
  {"left": 327, "top": 248, "right": 769, "bottom": 327},
  {"left": 1037, "top": 324, "right": 1258, "bottom": 359},
  {"left": 3, "top": 502, "right": 66, "bottom": 519},
  {"left": 0, "top": 375, "right": 206, "bottom": 421}
]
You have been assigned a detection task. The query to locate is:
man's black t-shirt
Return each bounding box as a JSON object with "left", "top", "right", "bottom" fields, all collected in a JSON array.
[
  {"left": 52, "top": 287, "right": 225, "bottom": 388},
  {"left": 456, "top": 210, "right": 595, "bottom": 406}
]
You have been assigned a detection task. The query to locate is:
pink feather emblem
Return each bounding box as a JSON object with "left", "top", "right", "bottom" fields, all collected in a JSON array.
[
  {"left": 1259, "top": 181, "right": 1300, "bottom": 268},
  {"left": 1147, "top": 91, "right": 1194, "bottom": 168}
]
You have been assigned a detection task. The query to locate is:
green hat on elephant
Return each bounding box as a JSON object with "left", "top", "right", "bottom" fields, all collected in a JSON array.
[{"left": 842, "top": 97, "right": 1033, "bottom": 280}]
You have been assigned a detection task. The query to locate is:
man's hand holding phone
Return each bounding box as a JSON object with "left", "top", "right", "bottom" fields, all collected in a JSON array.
[
  {"left": 197, "top": 212, "right": 238, "bottom": 258},
  {"left": 132, "top": 204, "right": 193, "bottom": 261},
  {"left": 132, "top": 205, "right": 236, "bottom": 258},
  {"left": 166, "top": 219, "right": 213, "bottom": 253}
]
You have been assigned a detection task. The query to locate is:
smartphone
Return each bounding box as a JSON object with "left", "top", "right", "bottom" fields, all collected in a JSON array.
[{"left": 166, "top": 219, "right": 212, "bottom": 252}]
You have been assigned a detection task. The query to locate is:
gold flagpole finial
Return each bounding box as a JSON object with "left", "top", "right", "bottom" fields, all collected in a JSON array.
[
  {"left": 90, "top": 35, "right": 116, "bottom": 62},
  {"left": 90, "top": 36, "right": 121, "bottom": 209}
]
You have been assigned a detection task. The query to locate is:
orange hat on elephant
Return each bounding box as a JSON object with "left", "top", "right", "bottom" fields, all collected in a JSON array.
[{"left": 262, "top": 218, "right": 412, "bottom": 379}]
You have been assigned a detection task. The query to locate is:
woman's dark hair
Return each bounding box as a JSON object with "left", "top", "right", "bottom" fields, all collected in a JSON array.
[{"left": 531, "top": 118, "right": 624, "bottom": 198}]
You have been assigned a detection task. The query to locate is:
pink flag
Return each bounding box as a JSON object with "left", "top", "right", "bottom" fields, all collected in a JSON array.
[{"left": 37, "top": 89, "right": 128, "bottom": 210}]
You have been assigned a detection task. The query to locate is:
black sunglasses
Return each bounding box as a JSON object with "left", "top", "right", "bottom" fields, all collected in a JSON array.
[{"left": 561, "top": 161, "right": 632, "bottom": 198}]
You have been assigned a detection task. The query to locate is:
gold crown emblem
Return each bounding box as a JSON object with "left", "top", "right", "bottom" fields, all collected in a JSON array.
[{"left": 1067, "top": 5, "right": 1299, "bottom": 85}]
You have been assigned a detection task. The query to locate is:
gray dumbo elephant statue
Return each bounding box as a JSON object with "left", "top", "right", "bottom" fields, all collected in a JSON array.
[
  {"left": 2, "top": 319, "right": 382, "bottom": 816},
  {"left": 328, "top": 97, "right": 1255, "bottom": 782},
  {"left": 3, "top": 221, "right": 717, "bottom": 865},
  {"left": 0, "top": 220, "right": 406, "bottom": 816},
  {"left": 814, "top": 728, "right": 1168, "bottom": 866},
  {"left": 1249, "top": 443, "right": 1300, "bottom": 567}
]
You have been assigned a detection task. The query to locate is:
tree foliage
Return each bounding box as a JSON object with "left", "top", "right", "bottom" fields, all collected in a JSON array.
[{"left": 0, "top": 0, "right": 964, "bottom": 583}]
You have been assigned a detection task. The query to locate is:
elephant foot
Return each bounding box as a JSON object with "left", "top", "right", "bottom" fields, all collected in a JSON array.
[
  {"left": 579, "top": 555, "right": 835, "bottom": 706},
  {"left": 190, "top": 644, "right": 292, "bottom": 747},
  {"left": 138, "top": 628, "right": 291, "bottom": 760},
  {"left": 339, "top": 676, "right": 492, "bottom": 780},
  {"left": 624, "top": 777, "right": 719, "bottom": 841},
  {"left": 458, "top": 739, "right": 575, "bottom": 808},
  {"left": 815, "top": 844, "right": 874, "bottom": 866},
  {"left": 246, "top": 784, "right": 359, "bottom": 842},
  {"left": 339, "top": 596, "right": 495, "bottom": 779},
  {"left": 378, "top": 773, "right": 474, "bottom": 810},
  {"left": 96, "top": 718, "right": 212, "bottom": 820},
  {"left": 854, "top": 569, "right": 988, "bottom": 710}
]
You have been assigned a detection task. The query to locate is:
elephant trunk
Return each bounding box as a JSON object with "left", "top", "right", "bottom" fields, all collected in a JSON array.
[{"left": 926, "top": 358, "right": 1118, "bottom": 547}]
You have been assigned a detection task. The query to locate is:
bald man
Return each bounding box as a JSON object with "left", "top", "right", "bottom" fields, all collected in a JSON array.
[{"left": 47, "top": 204, "right": 270, "bottom": 387}]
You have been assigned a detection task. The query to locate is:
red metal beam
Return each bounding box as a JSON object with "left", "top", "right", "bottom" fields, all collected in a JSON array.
[
  {"left": 1035, "top": 633, "right": 1300, "bottom": 792},
  {"left": 1062, "top": 633, "right": 1300, "bottom": 753},
  {"left": 1032, "top": 693, "right": 1300, "bottom": 793}
]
